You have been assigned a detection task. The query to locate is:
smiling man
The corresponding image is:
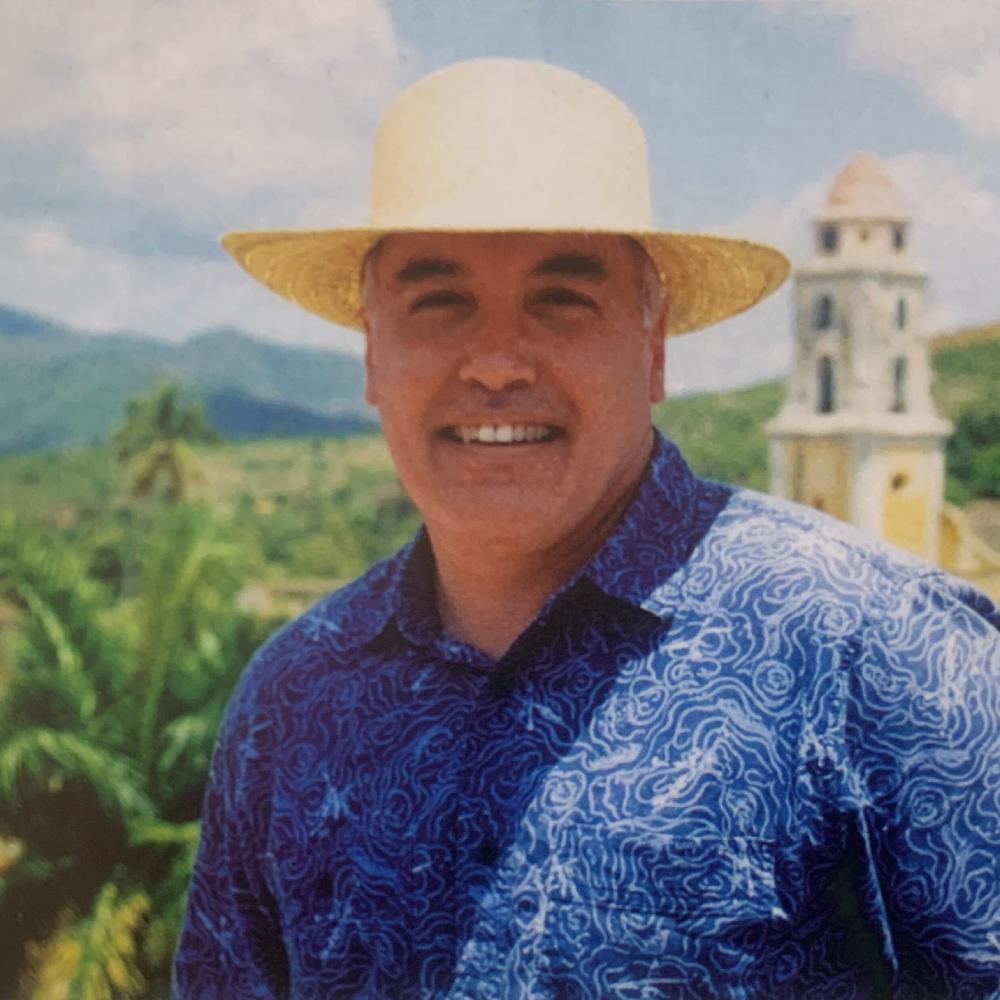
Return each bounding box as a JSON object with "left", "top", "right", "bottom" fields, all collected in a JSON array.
[
  {"left": 362, "top": 231, "right": 665, "bottom": 660},
  {"left": 173, "top": 61, "right": 1000, "bottom": 999}
]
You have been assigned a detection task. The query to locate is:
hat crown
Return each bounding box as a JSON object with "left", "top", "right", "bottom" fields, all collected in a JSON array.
[{"left": 369, "top": 58, "right": 653, "bottom": 231}]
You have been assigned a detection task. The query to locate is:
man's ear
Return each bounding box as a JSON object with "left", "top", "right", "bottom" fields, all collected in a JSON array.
[
  {"left": 649, "top": 335, "right": 666, "bottom": 405},
  {"left": 361, "top": 310, "right": 379, "bottom": 407},
  {"left": 648, "top": 303, "right": 668, "bottom": 405}
]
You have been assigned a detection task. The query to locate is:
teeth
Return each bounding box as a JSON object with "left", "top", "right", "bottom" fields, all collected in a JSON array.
[{"left": 451, "top": 424, "right": 556, "bottom": 444}]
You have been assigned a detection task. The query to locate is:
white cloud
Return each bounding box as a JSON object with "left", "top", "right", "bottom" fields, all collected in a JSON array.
[
  {"left": 886, "top": 152, "right": 1000, "bottom": 330},
  {"left": 843, "top": 0, "right": 1000, "bottom": 142},
  {"left": 668, "top": 152, "right": 1000, "bottom": 394},
  {"left": 1, "top": 0, "right": 404, "bottom": 230},
  {"left": 0, "top": 0, "right": 403, "bottom": 345},
  {"left": 0, "top": 214, "right": 363, "bottom": 353},
  {"left": 768, "top": 0, "right": 1000, "bottom": 144}
]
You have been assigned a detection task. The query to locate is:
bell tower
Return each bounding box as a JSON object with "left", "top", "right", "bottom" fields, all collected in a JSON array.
[{"left": 767, "top": 153, "right": 951, "bottom": 562}]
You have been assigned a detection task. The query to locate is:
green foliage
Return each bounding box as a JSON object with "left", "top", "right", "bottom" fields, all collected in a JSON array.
[
  {"left": 23, "top": 877, "right": 151, "bottom": 1000},
  {"left": 0, "top": 504, "right": 263, "bottom": 996},
  {"left": 114, "top": 383, "right": 219, "bottom": 504},
  {"left": 931, "top": 337, "right": 1000, "bottom": 502},
  {"left": 0, "top": 729, "right": 152, "bottom": 824},
  {"left": 0, "top": 313, "right": 370, "bottom": 454},
  {"left": 946, "top": 409, "right": 1000, "bottom": 502},
  {"left": 931, "top": 336, "right": 1000, "bottom": 417},
  {"left": 654, "top": 380, "right": 784, "bottom": 489}
]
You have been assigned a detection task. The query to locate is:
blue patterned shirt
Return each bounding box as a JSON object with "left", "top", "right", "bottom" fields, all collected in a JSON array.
[{"left": 173, "top": 432, "right": 1000, "bottom": 999}]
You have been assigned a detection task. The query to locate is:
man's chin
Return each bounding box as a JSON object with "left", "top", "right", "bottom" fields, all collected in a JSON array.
[{"left": 427, "top": 491, "right": 571, "bottom": 548}]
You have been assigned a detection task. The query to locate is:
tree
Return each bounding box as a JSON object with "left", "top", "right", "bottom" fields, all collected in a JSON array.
[
  {"left": 946, "top": 407, "right": 1000, "bottom": 501},
  {"left": 0, "top": 508, "right": 263, "bottom": 996},
  {"left": 113, "top": 384, "right": 219, "bottom": 504}
]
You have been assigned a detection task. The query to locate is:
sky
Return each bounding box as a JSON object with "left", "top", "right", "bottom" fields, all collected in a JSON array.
[{"left": 3, "top": 0, "right": 1000, "bottom": 393}]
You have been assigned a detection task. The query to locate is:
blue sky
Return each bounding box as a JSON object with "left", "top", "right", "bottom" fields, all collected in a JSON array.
[{"left": 3, "top": 0, "right": 999, "bottom": 392}]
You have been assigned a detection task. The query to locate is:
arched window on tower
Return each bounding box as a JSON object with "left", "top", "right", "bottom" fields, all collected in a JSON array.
[
  {"left": 819, "top": 225, "right": 839, "bottom": 254},
  {"left": 814, "top": 295, "right": 834, "bottom": 331},
  {"left": 893, "top": 225, "right": 906, "bottom": 252},
  {"left": 896, "top": 297, "right": 907, "bottom": 329},
  {"left": 817, "top": 356, "right": 836, "bottom": 413},
  {"left": 891, "top": 357, "right": 908, "bottom": 413}
]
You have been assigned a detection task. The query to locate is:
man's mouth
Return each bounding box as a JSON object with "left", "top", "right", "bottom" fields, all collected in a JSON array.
[{"left": 437, "top": 423, "right": 565, "bottom": 445}]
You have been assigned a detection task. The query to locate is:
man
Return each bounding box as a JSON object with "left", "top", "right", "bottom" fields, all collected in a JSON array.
[{"left": 173, "top": 60, "right": 1000, "bottom": 998}]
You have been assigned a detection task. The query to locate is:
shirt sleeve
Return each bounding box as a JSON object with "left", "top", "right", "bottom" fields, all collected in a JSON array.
[
  {"left": 851, "top": 570, "right": 1000, "bottom": 998},
  {"left": 171, "top": 665, "right": 288, "bottom": 999}
]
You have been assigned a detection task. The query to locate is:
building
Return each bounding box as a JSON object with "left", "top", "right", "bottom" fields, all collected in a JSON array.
[{"left": 766, "top": 153, "right": 1000, "bottom": 599}]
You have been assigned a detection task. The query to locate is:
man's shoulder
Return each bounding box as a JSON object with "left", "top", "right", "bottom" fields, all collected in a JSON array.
[
  {"left": 699, "top": 486, "right": 987, "bottom": 623},
  {"left": 232, "top": 545, "right": 409, "bottom": 704},
  {"left": 717, "top": 487, "right": 927, "bottom": 579}
]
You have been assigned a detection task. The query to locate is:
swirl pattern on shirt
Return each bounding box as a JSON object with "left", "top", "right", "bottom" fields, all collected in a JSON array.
[{"left": 173, "top": 432, "right": 1000, "bottom": 999}]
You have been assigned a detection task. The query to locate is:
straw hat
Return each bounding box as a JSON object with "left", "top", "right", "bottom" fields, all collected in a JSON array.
[{"left": 221, "top": 59, "right": 789, "bottom": 336}]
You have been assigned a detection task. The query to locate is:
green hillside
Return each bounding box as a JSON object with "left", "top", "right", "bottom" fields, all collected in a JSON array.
[
  {"left": 0, "top": 306, "right": 373, "bottom": 453},
  {"left": 930, "top": 331, "right": 1000, "bottom": 415},
  {"left": 655, "top": 380, "right": 784, "bottom": 491}
]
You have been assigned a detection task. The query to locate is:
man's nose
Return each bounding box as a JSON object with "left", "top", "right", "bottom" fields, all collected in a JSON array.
[{"left": 456, "top": 321, "right": 536, "bottom": 393}]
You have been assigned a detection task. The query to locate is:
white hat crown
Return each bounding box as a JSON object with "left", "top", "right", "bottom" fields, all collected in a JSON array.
[{"left": 369, "top": 59, "right": 653, "bottom": 232}]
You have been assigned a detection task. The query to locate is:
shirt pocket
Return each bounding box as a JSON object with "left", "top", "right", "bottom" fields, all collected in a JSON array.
[
  {"left": 544, "top": 824, "right": 783, "bottom": 923},
  {"left": 531, "top": 825, "right": 787, "bottom": 994}
]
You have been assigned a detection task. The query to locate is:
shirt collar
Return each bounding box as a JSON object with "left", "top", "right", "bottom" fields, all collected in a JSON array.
[
  {"left": 581, "top": 430, "right": 733, "bottom": 618},
  {"left": 337, "top": 429, "right": 733, "bottom": 652}
]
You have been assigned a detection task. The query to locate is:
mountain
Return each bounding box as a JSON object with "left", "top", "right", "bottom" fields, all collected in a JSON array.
[{"left": 0, "top": 305, "right": 374, "bottom": 453}]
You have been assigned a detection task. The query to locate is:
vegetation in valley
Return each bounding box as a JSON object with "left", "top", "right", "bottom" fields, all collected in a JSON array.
[{"left": 930, "top": 334, "right": 1000, "bottom": 502}]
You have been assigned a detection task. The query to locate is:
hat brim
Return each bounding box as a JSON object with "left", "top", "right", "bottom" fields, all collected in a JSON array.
[{"left": 220, "top": 228, "right": 789, "bottom": 336}]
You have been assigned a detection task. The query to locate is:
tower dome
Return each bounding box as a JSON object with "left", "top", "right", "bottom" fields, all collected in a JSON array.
[{"left": 823, "top": 153, "right": 907, "bottom": 221}]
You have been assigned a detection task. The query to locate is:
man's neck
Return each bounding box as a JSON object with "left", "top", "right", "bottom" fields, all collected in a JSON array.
[
  {"left": 431, "top": 543, "right": 579, "bottom": 660},
  {"left": 427, "top": 443, "right": 652, "bottom": 660}
]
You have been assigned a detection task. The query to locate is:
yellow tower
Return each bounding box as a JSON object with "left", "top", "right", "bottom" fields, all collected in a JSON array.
[{"left": 766, "top": 154, "right": 952, "bottom": 562}]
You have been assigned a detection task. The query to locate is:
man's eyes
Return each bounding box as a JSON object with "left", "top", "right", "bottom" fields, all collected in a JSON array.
[
  {"left": 406, "top": 287, "right": 599, "bottom": 314},
  {"left": 409, "top": 290, "right": 473, "bottom": 313},
  {"left": 529, "top": 288, "right": 598, "bottom": 311}
]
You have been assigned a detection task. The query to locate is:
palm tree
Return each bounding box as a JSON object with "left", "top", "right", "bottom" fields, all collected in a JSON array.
[
  {"left": 113, "top": 383, "right": 219, "bottom": 504},
  {"left": 0, "top": 518, "right": 150, "bottom": 993},
  {"left": 0, "top": 508, "right": 263, "bottom": 996}
]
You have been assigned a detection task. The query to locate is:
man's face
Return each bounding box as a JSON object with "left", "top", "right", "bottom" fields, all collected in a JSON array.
[{"left": 362, "top": 231, "right": 666, "bottom": 555}]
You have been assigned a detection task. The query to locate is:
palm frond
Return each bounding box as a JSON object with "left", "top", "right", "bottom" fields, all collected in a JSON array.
[
  {"left": 0, "top": 523, "right": 124, "bottom": 728},
  {"left": 0, "top": 729, "right": 152, "bottom": 822},
  {"left": 155, "top": 713, "right": 217, "bottom": 779},
  {"left": 127, "top": 818, "right": 199, "bottom": 849},
  {"left": 133, "top": 507, "right": 243, "bottom": 775},
  {"left": 127, "top": 820, "right": 201, "bottom": 971},
  {"left": 23, "top": 880, "right": 150, "bottom": 1000},
  {"left": 8, "top": 582, "right": 96, "bottom": 722},
  {"left": 113, "top": 382, "right": 220, "bottom": 504},
  {"left": 128, "top": 446, "right": 171, "bottom": 499}
]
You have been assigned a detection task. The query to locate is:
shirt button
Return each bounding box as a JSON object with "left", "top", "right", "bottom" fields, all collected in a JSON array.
[
  {"left": 473, "top": 837, "right": 500, "bottom": 865},
  {"left": 485, "top": 670, "right": 516, "bottom": 698}
]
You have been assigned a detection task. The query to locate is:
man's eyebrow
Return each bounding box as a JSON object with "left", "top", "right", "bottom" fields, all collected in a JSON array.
[
  {"left": 529, "top": 253, "right": 607, "bottom": 280},
  {"left": 394, "top": 257, "right": 465, "bottom": 283}
]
